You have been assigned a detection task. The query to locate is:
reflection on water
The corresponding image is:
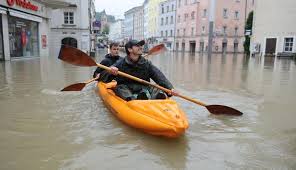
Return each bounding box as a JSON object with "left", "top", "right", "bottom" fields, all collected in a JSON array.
[{"left": 0, "top": 52, "right": 296, "bottom": 169}]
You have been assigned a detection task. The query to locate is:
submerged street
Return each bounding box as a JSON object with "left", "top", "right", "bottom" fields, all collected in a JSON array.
[{"left": 0, "top": 51, "right": 296, "bottom": 169}]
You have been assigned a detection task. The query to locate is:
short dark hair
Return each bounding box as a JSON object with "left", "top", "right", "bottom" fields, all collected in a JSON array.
[{"left": 109, "top": 42, "right": 119, "bottom": 49}]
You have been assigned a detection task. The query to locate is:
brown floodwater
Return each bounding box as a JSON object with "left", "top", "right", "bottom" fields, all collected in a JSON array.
[{"left": 0, "top": 50, "right": 295, "bottom": 169}]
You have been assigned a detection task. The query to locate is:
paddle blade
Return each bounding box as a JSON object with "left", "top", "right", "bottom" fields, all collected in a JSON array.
[
  {"left": 147, "top": 44, "right": 167, "bottom": 56},
  {"left": 61, "top": 83, "right": 86, "bottom": 91},
  {"left": 58, "top": 45, "right": 97, "bottom": 67},
  {"left": 205, "top": 105, "right": 243, "bottom": 116}
]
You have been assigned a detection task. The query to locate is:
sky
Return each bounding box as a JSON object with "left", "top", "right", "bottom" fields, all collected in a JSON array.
[{"left": 95, "top": 0, "right": 144, "bottom": 19}]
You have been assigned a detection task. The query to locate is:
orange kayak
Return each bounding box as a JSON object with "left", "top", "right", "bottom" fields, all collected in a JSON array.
[{"left": 97, "top": 81, "right": 189, "bottom": 138}]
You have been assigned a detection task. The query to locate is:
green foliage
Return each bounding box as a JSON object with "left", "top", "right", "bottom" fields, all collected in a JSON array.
[{"left": 102, "top": 25, "right": 110, "bottom": 34}]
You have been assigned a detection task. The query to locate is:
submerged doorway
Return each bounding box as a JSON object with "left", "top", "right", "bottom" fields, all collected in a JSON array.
[{"left": 62, "top": 37, "right": 77, "bottom": 48}]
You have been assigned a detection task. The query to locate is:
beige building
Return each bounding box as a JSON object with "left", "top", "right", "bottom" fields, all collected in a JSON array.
[{"left": 251, "top": 0, "right": 296, "bottom": 56}]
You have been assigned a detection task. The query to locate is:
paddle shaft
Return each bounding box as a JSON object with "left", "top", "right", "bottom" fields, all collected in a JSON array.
[
  {"left": 95, "top": 63, "right": 207, "bottom": 106},
  {"left": 85, "top": 77, "right": 99, "bottom": 84}
]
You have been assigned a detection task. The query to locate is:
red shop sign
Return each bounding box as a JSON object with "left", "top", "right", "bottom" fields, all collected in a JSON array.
[{"left": 7, "top": 0, "right": 39, "bottom": 11}]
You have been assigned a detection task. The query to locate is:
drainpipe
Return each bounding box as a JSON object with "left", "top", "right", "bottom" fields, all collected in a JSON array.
[{"left": 208, "top": 0, "right": 216, "bottom": 57}]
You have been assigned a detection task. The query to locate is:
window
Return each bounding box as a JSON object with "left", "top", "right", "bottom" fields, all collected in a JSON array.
[
  {"left": 203, "top": 9, "right": 207, "bottom": 18},
  {"left": 161, "top": 18, "right": 164, "bottom": 25},
  {"left": 166, "top": 17, "right": 168, "bottom": 25},
  {"left": 161, "top": 31, "right": 163, "bottom": 37},
  {"left": 177, "top": 29, "right": 180, "bottom": 36},
  {"left": 234, "top": 27, "right": 238, "bottom": 35},
  {"left": 167, "top": 6, "right": 169, "bottom": 12},
  {"left": 170, "top": 16, "right": 174, "bottom": 24},
  {"left": 178, "top": 15, "right": 181, "bottom": 23},
  {"left": 191, "top": 11, "right": 195, "bottom": 20},
  {"left": 64, "top": 12, "right": 74, "bottom": 24},
  {"left": 202, "top": 26, "right": 205, "bottom": 32},
  {"left": 223, "top": 9, "right": 228, "bottom": 18},
  {"left": 235, "top": 11, "right": 239, "bottom": 19},
  {"left": 183, "top": 28, "right": 186, "bottom": 36},
  {"left": 178, "top": 0, "right": 181, "bottom": 7},
  {"left": 162, "top": 6, "right": 164, "bottom": 14},
  {"left": 284, "top": 38, "right": 294, "bottom": 52},
  {"left": 191, "top": 27, "right": 194, "bottom": 36},
  {"left": 172, "top": 4, "right": 174, "bottom": 11},
  {"left": 184, "top": 13, "right": 188, "bottom": 21},
  {"left": 185, "top": 0, "right": 188, "bottom": 5},
  {"left": 170, "top": 30, "right": 173, "bottom": 36},
  {"left": 223, "top": 26, "right": 227, "bottom": 34},
  {"left": 165, "top": 30, "right": 168, "bottom": 37}
]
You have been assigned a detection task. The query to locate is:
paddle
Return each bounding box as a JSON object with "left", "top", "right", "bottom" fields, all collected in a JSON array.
[
  {"left": 59, "top": 45, "right": 243, "bottom": 116},
  {"left": 61, "top": 44, "right": 167, "bottom": 91}
]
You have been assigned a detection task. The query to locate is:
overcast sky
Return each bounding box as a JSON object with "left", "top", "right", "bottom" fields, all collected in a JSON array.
[{"left": 95, "top": 0, "right": 144, "bottom": 19}]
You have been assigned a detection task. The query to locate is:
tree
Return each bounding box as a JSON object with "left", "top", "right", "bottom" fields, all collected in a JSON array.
[
  {"left": 244, "top": 11, "right": 253, "bottom": 55},
  {"left": 102, "top": 25, "right": 110, "bottom": 35}
]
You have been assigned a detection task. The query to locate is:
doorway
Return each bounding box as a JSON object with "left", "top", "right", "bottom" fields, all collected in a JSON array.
[
  {"left": 199, "top": 42, "right": 204, "bottom": 53},
  {"left": 62, "top": 37, "right": 78, "bottom": 48},
  {"left": 189, "top": 41, "right": 196, "bottom": 53},
  {"left": 181, "top": 42, "right": 185, "bottom": 52},
  {"left": 265, "top": 38, "right": 277, "bottom": 55}
]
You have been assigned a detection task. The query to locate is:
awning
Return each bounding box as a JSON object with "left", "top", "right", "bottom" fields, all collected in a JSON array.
[
  {"left": 8, "top": 9, "right": 42, "bottom": 23},
  {"left": 0, "top": 7, "right": 7, "bottom": 14}
]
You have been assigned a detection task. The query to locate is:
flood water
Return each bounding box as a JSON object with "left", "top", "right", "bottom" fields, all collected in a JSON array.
[{"left": 0, "top": 50, "right": 296, "bottom": 169}]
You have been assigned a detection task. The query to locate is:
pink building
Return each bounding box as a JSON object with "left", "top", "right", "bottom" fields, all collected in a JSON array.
[
  {"left": 175, "top": 0, "right": 199, "bottom": 52},
  {"left": 175, "top": 0, "right": 255, "bottom": 53}
]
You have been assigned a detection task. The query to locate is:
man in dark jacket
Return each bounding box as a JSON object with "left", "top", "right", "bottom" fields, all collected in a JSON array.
[
  {"left": 93, "top": 42, "right": 122, "bottom": 82},
  {"left": 109, "top": 40, "right": 177, "bottom": 101}
]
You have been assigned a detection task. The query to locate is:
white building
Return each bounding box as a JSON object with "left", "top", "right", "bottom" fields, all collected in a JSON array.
[
  {"left": 109, "top": 19, "right": 124, "bottom": 42},
  {"left": 251, "top": 0, "right": 296, "bottom": 56},
  {"left": 143, "top": 0, "right": 149, "bottom": 40},
  {"left": 49, "top": 0, "right": 96, "bottom": 56},
  {"left": 124, "top": 6, "right": 144, "bottom": 41},
  {"left": 0, "top": 0, "right": 70, "bottom": 60},
  {"left": 158, "top": 0, "right": 176, "bottom": 50},
  {"left": 133, "top": 6, "right": 144, "bottom": 40},
  {"left": 124, "top": 8, "right": 134, "bottom": 40}
]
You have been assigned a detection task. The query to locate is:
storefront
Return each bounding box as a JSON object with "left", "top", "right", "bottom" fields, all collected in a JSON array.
[
  {"left": 8, "top": 15, "right": 39, "bottom": 57},
  {"left": 0, "top": 0, "right": 50, "bottom": 60}
]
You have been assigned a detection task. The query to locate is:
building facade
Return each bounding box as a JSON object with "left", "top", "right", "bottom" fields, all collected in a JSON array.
[
  {"left": 143, "top": 0, "right": 149, "bottom": 40},
  {"left": 124, "top": 8, "right": 134, "bottom": 40},
  {"left": 0, "top": 0, "right": 70, "bottom": 60},
  {"left": 49, "top": 0, "right": 96, "bottom": 56},
  {"left": 133, "top": 6, "right": 144, "bottom": 40},
  {"left": 251, "top": 0, "right": 296, "bottom": 56},
  {"left": 175, "top": 0, "right": 252, "bottom": 53},
  {"left": 147, "top": 0, "right": 166, "bottom": 43},
  {"left": 175, "top": 0, "right": 199, "bottom": 52},
  {"left": 109, "top": 19, "right": 124, "bottom": 42},
  {"left": 158, "top": 0, "right": 177, "bottom": 50}
]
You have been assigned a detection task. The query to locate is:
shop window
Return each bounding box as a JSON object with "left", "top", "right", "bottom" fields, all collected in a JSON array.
[
  {"left": 8, "top": 16, "right": 39, "bottom": 57},
  {"left": 64, "top": 12, "right": 74, "bottom": 24}
]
